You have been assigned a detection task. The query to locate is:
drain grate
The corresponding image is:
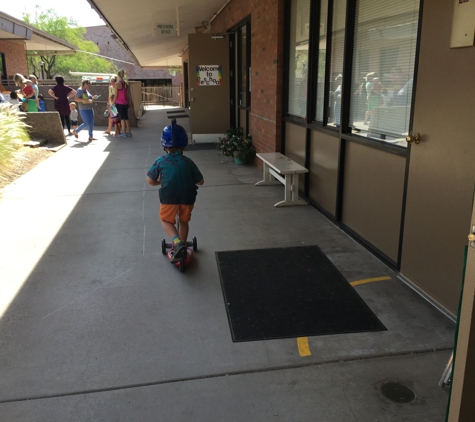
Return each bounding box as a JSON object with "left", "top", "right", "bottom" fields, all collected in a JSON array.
[{"left": 380, "top": 381, "right": 416, "bottom": 403}]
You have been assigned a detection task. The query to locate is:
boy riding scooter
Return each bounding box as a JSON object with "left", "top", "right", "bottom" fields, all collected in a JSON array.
[{"left": 146, "top": 119, "right": 204, "bottom": 263}]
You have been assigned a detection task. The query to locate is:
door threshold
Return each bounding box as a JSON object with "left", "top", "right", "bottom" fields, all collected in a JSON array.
[{"left": 191, "top": 134, "right": 221, "bottom": 144}]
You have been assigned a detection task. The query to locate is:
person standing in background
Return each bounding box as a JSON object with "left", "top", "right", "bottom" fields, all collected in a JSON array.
[
  {"left": 49, "top": 76, "right": 76, "bottom": 136},
  {"left": 104, "top": 76, "right": 117, "bottom": 135},
  {"left": 30, "top": 75, "right": 39, "bottom": 98},
  {"left": 74, "top": 79, "right": 99, "bottom": 142},
  {"left": 114, "top": 70, "right": 132, "bottom": 138},
  {"left": 13, "top": 74, "right": 27, "bottom": 91}
]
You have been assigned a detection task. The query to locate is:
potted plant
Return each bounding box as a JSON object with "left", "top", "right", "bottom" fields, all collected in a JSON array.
[
  {"left": 216, "top": 128, "right": 256, "bottom": 164},
  {"left": 216, "top": 127, "right": 243, "bottom": 157},
  {"left": 233, "top": 135, "right": 256, "bottom": 164}
]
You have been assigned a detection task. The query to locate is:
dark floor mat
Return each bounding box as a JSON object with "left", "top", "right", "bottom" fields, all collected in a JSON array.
[
  {"left": 216, "top": 246, "right": 386, "bottom": 342},
  {"left": 166, "top": 110, "right": 186, "bottom": 114}
]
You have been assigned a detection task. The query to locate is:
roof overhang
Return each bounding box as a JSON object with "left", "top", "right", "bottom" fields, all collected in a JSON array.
[
  {"left": 86, "top": 0, "right": 229, "bottom": 68},
  {"left": 0, "top": 12, "right": 77, "bottom": 55}
]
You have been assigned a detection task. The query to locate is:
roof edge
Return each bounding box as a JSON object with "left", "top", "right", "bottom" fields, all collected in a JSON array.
[{"left": 0, "top": 11, "right": 77, "bottom": 51}]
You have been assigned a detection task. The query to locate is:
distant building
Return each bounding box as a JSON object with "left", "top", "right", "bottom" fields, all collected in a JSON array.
[{"left": 84, "top": 25, "right": 183, "bottom": 87}]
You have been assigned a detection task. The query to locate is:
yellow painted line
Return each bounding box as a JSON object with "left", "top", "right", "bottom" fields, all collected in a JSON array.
[
  {"left": 350, "top": 276, "right": 391, "bottom": 287},
  {"left": 297, "top": 337, "right": 311, "bottom": 357},
  {"left": 296, "top": 276, "right": 391, "bottom": 357}
]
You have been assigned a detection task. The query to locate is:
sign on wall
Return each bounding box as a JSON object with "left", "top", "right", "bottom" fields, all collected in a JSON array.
[
  {"left": 451, "top": 0, "right": 475, "bottom": 47},
  {"left": 156, "top": 24, "right": 176, "bottom": 37},
  {"left": 196, "top": 65, "right": 222, "bottom": 86}
]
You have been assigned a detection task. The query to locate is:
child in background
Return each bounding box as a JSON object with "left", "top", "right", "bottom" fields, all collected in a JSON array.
[
  {"left": 381, "top": 88, "right": 390, "bottom": 107},
  {"left": 8, "top": 92, "right": 20, "bottom": 107},
  {"left": 110, "top": 104, "right": 121, "bottom": 137},
  {"left": 69, "top": 102, "right": 78, "bottom": 134},
  {"left": 22, "top": 80, "right": 35, "bottom": 100},
  {"left": 146, "top": 119, "right": 204, "bottom": 263},
  {"left": 104, "top": 76, "right": 117, "bottom": 135},
  {"left": 37, "top": 94, "right": 46, "bottom": 112},
  {"left": 22, "top": 80, "right": 38, "bottom": 112},
  {"left": 8, "top": 92, "right": 21, "bottom": 111}
]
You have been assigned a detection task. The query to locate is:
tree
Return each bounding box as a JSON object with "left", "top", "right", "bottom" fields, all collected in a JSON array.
[{"left": 23, "top": 7, "right": 116, "bottom": 79}]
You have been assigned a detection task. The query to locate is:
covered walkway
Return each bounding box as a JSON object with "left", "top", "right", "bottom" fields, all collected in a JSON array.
[{"left": 0, "top": 107, "right": 454, "bottom": 421}]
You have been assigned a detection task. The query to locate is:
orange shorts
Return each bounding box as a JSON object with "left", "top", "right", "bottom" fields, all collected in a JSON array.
[{"left": 160, "top": 204, "right": 194, "bottom": 224}]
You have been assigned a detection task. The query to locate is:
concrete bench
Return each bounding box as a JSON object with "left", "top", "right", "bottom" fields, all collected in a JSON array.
[{"left": 255, "top": 152, "right": 308, "bottom": 207}]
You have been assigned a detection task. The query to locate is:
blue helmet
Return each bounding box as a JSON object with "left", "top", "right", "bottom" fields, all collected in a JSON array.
[{"left": 161, "top": 119, "right": 188, "bottom": 149}]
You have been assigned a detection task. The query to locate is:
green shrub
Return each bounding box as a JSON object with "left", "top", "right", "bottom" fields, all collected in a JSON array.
[{"left": 0, "top": 104, "right": 31, "bottom": 174}]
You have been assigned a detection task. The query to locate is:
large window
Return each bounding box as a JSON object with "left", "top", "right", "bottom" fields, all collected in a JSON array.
[
  {"left": 286, "top": 0, "right": 420, "bottom": 148},
  {"left": 287, "top": 0, "right": 310, "bottom": 118},
  {"left": 349, "top": 0, "right": 420, "bottom": 146}
]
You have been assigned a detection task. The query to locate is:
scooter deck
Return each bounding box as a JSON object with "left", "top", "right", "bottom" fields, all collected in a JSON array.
[
  {"left": 167, "top": 247, "right": 194, "bottom": 267},
  {"left": 161, "top": 237, "right": 197, "bottom": 272}
]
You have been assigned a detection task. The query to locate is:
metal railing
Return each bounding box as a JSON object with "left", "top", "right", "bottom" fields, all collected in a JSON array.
[
  {"left": 1, "top": 78, "right": 183, "bottom": 108},
  {"left": 141, "top": 86, "right": 181, "bottom": 106}
]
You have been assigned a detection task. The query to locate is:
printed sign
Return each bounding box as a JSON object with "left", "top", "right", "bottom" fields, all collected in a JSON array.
[
  {"left": 156, "top": 24, "right": 176, "bottom": 37},
  {"left": 196, "top": 65, "right": 222, "bottom": 86}
]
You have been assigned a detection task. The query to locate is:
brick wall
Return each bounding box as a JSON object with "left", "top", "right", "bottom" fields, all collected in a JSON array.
[
  {"left": 210, "top": 0, "right": 285, "bottom": 154},
  {"left": 0, "top": 41, "right": 28, "bottom": 81}
]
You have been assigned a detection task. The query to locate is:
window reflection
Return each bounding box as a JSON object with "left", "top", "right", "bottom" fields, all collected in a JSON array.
[
  {"left": 288, "top": 0, "right": 310, "bottom": 118},
  {"left": 327, "top": 0, "right": 346, "bottom": 128},
  {"left": 315, "top": 0, "right": 328, "bottom": 122},
  {"left": 349, "top": 2, "right": 420, "bottom": 146}
]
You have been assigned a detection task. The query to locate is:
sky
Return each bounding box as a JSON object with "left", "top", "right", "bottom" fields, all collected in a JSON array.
[{"left": 1, "top": 0, "right": 105, "bottom": 28}]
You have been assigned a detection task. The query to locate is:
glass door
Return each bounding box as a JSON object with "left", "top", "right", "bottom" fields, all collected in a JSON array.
[{"left": 237, "top": 22, "right": 251, "bottom": 135}]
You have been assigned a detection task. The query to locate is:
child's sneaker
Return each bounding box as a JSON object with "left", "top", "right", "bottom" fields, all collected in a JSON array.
[
  {"left": 170, "top": 241, "right": 187, "bottom": 263},
  {"left": 126, "top": 132, "right": 132, "bottom": 137},
  {"left": 118, "top": 133, "right": 127, "bottom": 138}
]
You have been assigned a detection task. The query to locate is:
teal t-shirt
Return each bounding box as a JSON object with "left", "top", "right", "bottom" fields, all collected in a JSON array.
[{"left": 147, "top": 151, "right": 203, "bottom": 205}]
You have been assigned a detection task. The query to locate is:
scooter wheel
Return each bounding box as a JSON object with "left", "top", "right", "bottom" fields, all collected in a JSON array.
[
  {"left": 161, "top": 239, "right": 167, "bottom": 255},
  {"left": 192, "top": 236, "right": 197, "bottom": 252}
]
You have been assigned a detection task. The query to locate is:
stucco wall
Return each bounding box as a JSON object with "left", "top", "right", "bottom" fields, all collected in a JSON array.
[{"left": 210, "top": 0, "right": 285, "bottom": 154}]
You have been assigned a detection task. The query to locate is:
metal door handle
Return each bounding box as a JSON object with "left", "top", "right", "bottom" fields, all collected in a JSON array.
[
  {"left": 469, "top": 225, "right": 475, "bottom": 247},
  {"left": 190, "top": 98, "right": 195, "bottom": 102},
  {"left": 406, "top": 132, "right": 421, "bottom": 144}
]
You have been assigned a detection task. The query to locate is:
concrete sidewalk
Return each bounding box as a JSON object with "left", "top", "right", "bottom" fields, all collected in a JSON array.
[{"left": 0, "top": 106, "right": 454, "bottom": 421}]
